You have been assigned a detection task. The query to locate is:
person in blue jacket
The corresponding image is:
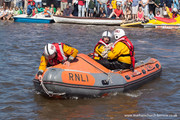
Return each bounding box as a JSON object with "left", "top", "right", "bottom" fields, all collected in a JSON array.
[{"left": 27, "top": 2, "right": 35, "bottom": 16}]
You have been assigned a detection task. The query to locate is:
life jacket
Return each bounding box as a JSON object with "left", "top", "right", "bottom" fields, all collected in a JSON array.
[
  {"left": 111, "top": 36, "right": 135, "bottom": 71},
  {"left": 44, "top": 8, "right": 50, "bottom": 16},
  {"left": 48, "top": 43, "right": 67, "bottom": 66},
  {"left": 93, "top": 39, "right": 109, "bottom": 59}
]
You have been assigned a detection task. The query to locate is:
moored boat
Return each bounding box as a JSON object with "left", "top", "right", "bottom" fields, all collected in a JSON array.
[
  {"left": 33, "top": 54, "right": 162, "bottom": 98},
  {"left": 53, "top": 15, "right": 123, "bottom": 25},
  {"left": 142, "top": 16, "right": 180, "bottom": 29},
  {"left": 13, "top": 14, "right": 54, "bottom": 23},
  {"left": 120, "top": 21, "right": 143, "bottom": 27}
]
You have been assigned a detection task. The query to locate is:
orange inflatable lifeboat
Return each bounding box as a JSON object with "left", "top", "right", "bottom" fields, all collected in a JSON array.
[{"left": 33, "top": 54, "right": 162, "bottom": 98}]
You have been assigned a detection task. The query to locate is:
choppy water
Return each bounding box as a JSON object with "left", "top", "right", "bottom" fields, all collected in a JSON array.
[{"left": 0, "top": 21, "right": 179, "bottom": 120}]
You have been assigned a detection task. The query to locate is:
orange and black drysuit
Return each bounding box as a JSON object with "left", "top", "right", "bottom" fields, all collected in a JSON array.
[{"left": 37, "top": 43, "right": 78, "bottom": 76}]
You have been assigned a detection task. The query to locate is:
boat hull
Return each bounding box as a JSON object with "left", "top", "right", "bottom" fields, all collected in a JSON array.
[
  {"left": 121, "top": 21, "right": 143, "bottom": 27},
  {"left": 33, "top": 68, "right": 161, "bottom": 98},
  {"left": 142, "top": 16, "right": 180, "bottom": 29},
  {"left": 33, "top": 54, "right": 162, "bottom": 98},
  {"left": 53, "top": 15, "right": 123, "bottom": 25},
  {"left": 13, "top": 14, "right": 54, "bottom": 23}
]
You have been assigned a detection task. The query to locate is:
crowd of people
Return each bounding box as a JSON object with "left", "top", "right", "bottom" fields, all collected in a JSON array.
[
  {"left": 0, "top": 5, "right": 23, "bottom": 20},
  {"left": 1, "top": 0, "right": 180, "bottom": 21}
]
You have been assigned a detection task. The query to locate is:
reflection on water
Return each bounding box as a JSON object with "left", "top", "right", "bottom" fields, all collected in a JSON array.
[
  {"left": 34, "top": 93, "right": 139, "bottom": 120},
  {"left": 0, "top": 21, "right": 179, "bottom": 119}
]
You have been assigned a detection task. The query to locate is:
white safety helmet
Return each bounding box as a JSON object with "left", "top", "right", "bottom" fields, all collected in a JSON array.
[
  {"left": 173, "top": 8, "right": 178, "bottom": 12},
  {"left": 102, "top": 31, "right": 112, "bottom": 39},
  {"left": 44, "top": 43, "right": 56, "bottom": 58},
  {"left": 114, "top": 29, "right": 125, "bottom": 40}
]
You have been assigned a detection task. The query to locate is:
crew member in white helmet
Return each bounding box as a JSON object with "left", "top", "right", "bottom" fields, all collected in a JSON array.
[
  {"left": 93, "top": 30, "right": 113, "bottom": 60},
  {"left": 37, "top": 43, "right": 78, "bottom": 80}
]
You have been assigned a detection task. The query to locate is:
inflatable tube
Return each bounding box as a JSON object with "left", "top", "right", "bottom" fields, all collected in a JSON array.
[
  {"left": 155, "top": 17, "right": 176, "bottom": 23},
  {"left": 33, "top": 54, "right": 162, "bottom": 98}
]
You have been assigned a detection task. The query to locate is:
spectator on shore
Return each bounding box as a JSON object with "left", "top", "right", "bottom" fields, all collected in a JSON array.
[
  {"left": 155, "top": 10, "right": 161, "bottom": 17},
  {"left": 68, "top": 0, "right": 73, "bottom": 6},
  {"left": 6, "top": 7, "right": 13, "bottom": 20},
  {"left": 61, "top": 0, "right": 68, "bottom": 11},
  {"left": 137, "top": 7, "right": 144, "bottom": 21},
  {"left": 111, "top": 0, "right": 117, "bottom": 10},
  {"left": 148, "top": 0, "right": 155, "bottom": 15},
  {"left": 0, "top": 8, "right": 4, "bottom": 17},
  {"left": 132, "top": 0, "right": 139, "bottom": 20},
  {"left": 125, "top": 0, "right": 132, "bottom": 10},
  {"left": 55, "top": 7, "right": 63, "bottom": 16},
  {"left": 19, "top": 7, "right": 24, "bottom": 14},
  {"left": 78, "top": 0, "right": 85, "bottom": 17},
  {"left": 0, "top": 6, "right": 8, "bottom": 20},
  {"left": 173, "top": 0, "right": 179, "bottom": 10},
  {"left": 99, "top": 0, "right": 108, "bottom": 17},
  {"left": 119, "top": 0, "right": 126, "bottom": 14},
  {"left": 107, "top": 0, "right": 113, "bottom": 17},
  {"left": 99, "top": 7, "right": 106, "bottom": 17},
  {"left": 162, "top": 4, "right": 169, "bottom": 18},
  {"left": 164, "top": 3, "right": 173, "bottom": 18},
  {"left": 85, "top": 0, "right": 90, "bottom": 17},
  {"left": 50, "top": 4, "right": 56, "bottom": 15},
  {"left": 153, "top": 0, "right": 160, "bottom": 15},
  {"left": 72, "top": 0, "right": 78, "bottom": 16},
  {"left": 140, "top": 0, "right": 149, "bottom": 17},
  {"left": 124, "top": 7, "right": 131, "bottom": 21},
  {"left": 37, "top": 4, "right": 44, "bottom": 13},
  {"left": 13, "top": 7, "right": 20, "bottom": 16},
  {"left": 165, "top": 0, "right": 172, "bottom": 11},
  {"left": 31, "top": 7, "right": 38, "bottom": 16},
  {"left": 96, "top": 0, "right": 100, "bottom": 14},
  {"left": 27, "top": 2, "right": 35, "bottom": 15},
  {"left": 109, "top": 5, "right": 123, "bottom": 18},
  {"left": 88, "top": 0, "right": 95, "bottom": 17},
  {"left": 158, "top": 0, "right": 164, "bottom": 16},
  {"left": 16, "top": 0, "right": 23, "bottom": 8},
  {"left": 148, "top": 10, "right": 155, "bottom": 19},
  {"left": 34, "top": 0, "right": 42, "bottom": 8},
  {"left": 63, "top": 4, "right": 73, "bottom": 16},
  {"left": 42, "top": 7, "right": 52, "bottom": 17}
]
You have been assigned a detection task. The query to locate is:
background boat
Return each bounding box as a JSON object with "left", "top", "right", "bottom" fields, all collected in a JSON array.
[
  {"left": 142, "top": 16, "right": 180, "bottom": 29},
  {"left": 13, "top": 14, "right": 54, "bottom": 23},
  {"left": 53, "top": 15, "right": 123, "bottom": 25}
]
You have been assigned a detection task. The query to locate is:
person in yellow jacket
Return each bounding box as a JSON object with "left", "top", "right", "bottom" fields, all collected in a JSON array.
[
  {"left": 111, "top": 0, "right": 117, "bottom": 10},
  {"left": 93, "top": 31, "right": 113, "bottom": 60},
  {"left": 38, "top": 43, "right": 78, "bottom": 80},
  {"left": 165, "top": 6, "right": 173, "bottom": 18},
  {"left": 98, "top": 29, "right": 135, "bottom": 70}
]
